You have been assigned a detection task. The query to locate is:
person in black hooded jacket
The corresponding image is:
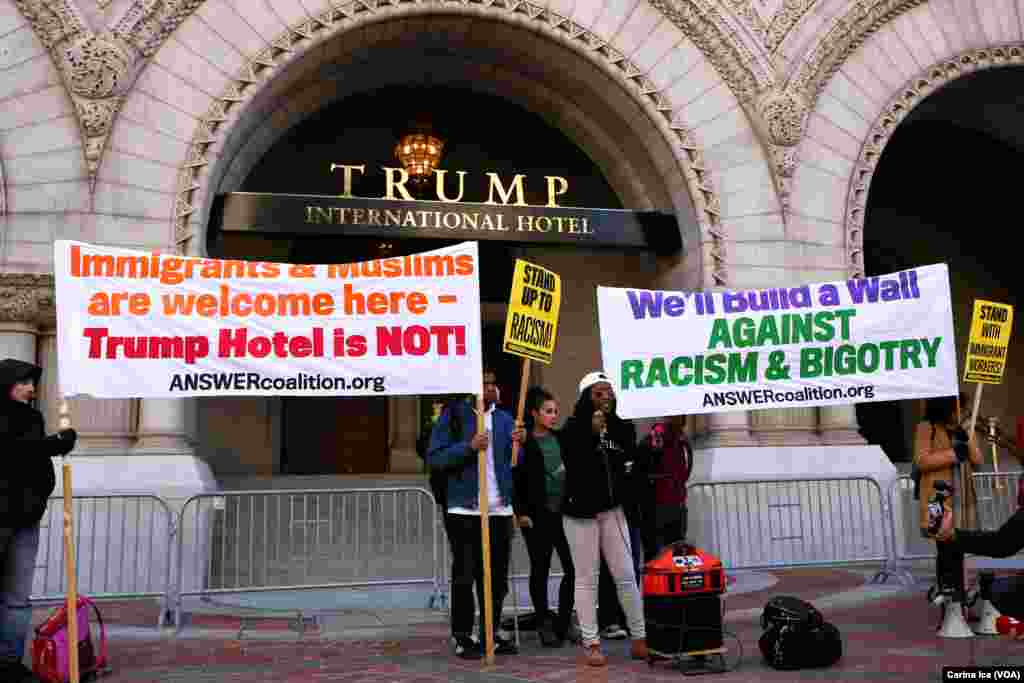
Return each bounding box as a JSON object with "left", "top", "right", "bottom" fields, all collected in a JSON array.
[
  {"left": 0, "top": 358, "right": 76, "bottom": 682},
  {"left": 560, "top": 371, "right": 647, "bottom": 667}
]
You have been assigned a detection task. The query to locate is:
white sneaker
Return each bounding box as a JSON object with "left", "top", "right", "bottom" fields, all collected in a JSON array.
[{"left": 602, "top": 624, "right": 628, "bottom": 640}]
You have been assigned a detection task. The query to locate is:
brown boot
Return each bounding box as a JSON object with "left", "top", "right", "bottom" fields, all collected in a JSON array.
[
  {"left": 631, "top": 638, "right": 649, "bottom": 660},
  {"left": 581, "top": 643, "right": 607, "bottom": 667}
]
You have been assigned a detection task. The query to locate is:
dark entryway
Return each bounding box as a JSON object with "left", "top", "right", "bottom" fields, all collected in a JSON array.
[{"left": 281, "top": 396, "right": 389, "bottom": 474}]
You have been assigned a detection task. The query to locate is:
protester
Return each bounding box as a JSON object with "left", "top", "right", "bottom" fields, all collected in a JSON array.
[
  {"left": 913, "top": 394, "right": 982, "bottom": 622},
  {"left": 1, "top": 359, "right": 77, "bottom": 682},
  {"left": 561, "top": 371, "right": 647, "bottom": 667},
  {"left": 934, "top": 505, "right": 1024, "bottom": 622},
  {"left": 638, "top": 416, "right": 693, "bottom": 562},
  {"left": 427, "top": 367, "right": 524, "bottom": 659},
  {"left": 512, "top": 386, "right": 576, "bottom": 647}
]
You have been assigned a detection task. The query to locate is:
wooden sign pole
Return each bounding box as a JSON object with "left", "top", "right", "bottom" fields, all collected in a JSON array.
[
  {"left": 59, "top": 399, "right": 80, "bottom": 683},
  {"left": 510, "top": 358, "right": 530, "bottom": 467},
  {"left": 476, "top": 396, "right": 495, "bottom": 665}
]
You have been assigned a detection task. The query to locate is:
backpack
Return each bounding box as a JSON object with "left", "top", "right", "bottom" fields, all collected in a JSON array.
[
  {"left": 32, "top": 596, "right": 108, "bottom": 683},
  {"left": 421, "top": 400, "right": 468, "bottom": 510},
  {"left": 758, "top": 596, "right": 842, "bottom": 670}
]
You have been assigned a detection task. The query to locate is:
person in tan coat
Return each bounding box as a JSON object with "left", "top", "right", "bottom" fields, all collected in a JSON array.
[{"left": 913, "top": 393, "right": 983, "bottom": 611}]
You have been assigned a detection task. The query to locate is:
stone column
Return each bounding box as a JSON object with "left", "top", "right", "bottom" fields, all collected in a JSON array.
[
  {"left": 0, "top": 274, "right": 49, "bottom": 363},
  {"left": 698, "top": 410, "right": 755, "bottom": 447},
  {"left": 750, "top": 407, "right": 820, "bottom": 445},
  {"left": 0, "top": 321, "right": 37, "bottom": 362},
  {"left": 135, "top": 398, "right": 193, "bottom": 453},
  {"left": 34, "top": 329, "right": 137, "bottom": 449},
  {"left": 818, "top": 404, "right": 865, "bottom": 445},
  {"left": 388, "top": 396, "right": 422, "bottom": 474}
]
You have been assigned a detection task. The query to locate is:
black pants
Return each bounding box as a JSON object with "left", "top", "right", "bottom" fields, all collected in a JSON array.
[
  {"left": 643, "top": 504, "right": 688, "bottom": 562},
  {"left": 521, "top": 510, "right": 575, "bottom": 635},
  {"left": 944, "top": 508, "right": 1024, "bottom": 614},
  {"left": 447, "top": 513, "right": 513, "bottom": 641}
]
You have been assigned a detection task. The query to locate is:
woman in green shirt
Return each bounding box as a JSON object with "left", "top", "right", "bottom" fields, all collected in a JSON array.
[{"left": 513, "top": 386, "right": 576, "bottom": 647}]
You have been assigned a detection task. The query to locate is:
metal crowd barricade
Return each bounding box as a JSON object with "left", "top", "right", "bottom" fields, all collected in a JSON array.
[
  {"left": 174, "top": 487, "right": 441, "bottom": 625},
  {"left": 32, "top": 494, "right": 176, "bottom": 625},
  {"left": 685, "top": 476, "right": 891, "bottom": 572},
  {"left": 973, "top": 471, "right": 1023, "bottom": 532}
]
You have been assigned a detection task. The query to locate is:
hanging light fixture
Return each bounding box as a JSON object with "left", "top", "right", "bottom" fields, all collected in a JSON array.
[{"left": 394, "top": 120, "right": 444, "bottom": 186}]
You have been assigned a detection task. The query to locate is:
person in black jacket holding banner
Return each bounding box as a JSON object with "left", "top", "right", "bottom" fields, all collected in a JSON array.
[
  {"left": 512, "top": 386, "right": 575, "bottom": 647},
  {"left": 560, "top": 371, "right": 647, "bottom": 667},
  {"left": 0, "top": 359, "right": 76, "bottom": 683}
]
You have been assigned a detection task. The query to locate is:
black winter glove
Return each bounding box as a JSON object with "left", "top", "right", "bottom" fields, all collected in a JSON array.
[
  {"left": 951, "top": 428, "right": 969, "bottom": 463},
  {"left": 50, "top": 428, "right": 77, "bottom": 455}
]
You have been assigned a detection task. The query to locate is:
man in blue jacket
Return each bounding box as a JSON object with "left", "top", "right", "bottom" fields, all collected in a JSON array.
[{"left": 427, "top": 366, "right": 524, "bottom": 659}]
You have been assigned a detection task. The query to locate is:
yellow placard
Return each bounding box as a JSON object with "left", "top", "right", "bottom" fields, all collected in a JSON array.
[
  {"left": 963, "top": 299, "right": 1014, "bottom": 384},
  {"left": 503, "top": 259, "right": 561, "bottom": 364}
]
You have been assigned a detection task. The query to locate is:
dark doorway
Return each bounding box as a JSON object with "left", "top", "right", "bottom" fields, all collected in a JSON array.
[
  {"left": 483, "top": 323, "right": 524, "bottom": 416},
  {"left": 281, "top": 396, "right": 389, "bottom": 474}
]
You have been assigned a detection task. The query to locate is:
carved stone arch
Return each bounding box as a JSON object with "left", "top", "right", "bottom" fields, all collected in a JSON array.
[
  {"left": 168, "top": 1, "right": 736, "bottom": 286},
  {"left": 785, "top": 0, "right": 929, "bottom": 98},
  {"left": 648, "top": 0, "right": 776, "bottom": 100},
  {"left": 843, "top": 44, "right": 1024, "bottom": 278}
]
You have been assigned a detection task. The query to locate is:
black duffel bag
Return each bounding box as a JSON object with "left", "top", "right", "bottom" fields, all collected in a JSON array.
[{"left": 758, "top": 596, "right": 842, "bottom": 670}]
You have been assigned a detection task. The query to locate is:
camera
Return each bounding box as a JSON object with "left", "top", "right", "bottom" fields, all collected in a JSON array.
[{"left": 927, "top": 480, "right": 953, "bottom": 535}]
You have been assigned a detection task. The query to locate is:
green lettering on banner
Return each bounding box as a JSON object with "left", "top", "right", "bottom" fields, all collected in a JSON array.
[
  {"left": 621, "top": 353, "right": 761, "bottom": 389},
  {"left": 621, "top": 360, "right": 644, "bottom": 389},
  {"left": 646, "top": 358, "right": 669, "bottom": 388},
  {"left": 922, "top": 337, "right": 942, "bottom": 367},
  {"left": 706, "top": 310, "right": 859, "bottom": 351},
  {"left": 708, "top": 318, "right": 733, "bottom": 350},
  {"left": 732, "top": 352, "right": 759, "bottom": 383},
  {"left": 801, "top": 347, "right": 823, "bottom": 378}
]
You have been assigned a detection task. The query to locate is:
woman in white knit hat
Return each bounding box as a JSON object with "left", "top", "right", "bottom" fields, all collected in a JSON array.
[{"left": 558, "top": 371, "right": 647, "bottom": 667}]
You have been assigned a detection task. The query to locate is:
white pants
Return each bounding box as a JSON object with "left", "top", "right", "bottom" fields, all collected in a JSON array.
[{"left": 563, "top": 507, "right": 645, "bottom": 646}]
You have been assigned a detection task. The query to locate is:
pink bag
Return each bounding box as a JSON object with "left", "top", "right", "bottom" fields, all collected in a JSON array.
[{"left": 31, "top": 596, "right": 108, "bottom": 683}]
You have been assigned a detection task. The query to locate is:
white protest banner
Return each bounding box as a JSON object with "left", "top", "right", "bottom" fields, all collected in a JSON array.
[
  {"left": 598, "top": 264, "right": 958, "bottom": 419},
  {"left": 55, "top": 240, "right": 483, "bottom": 398}
]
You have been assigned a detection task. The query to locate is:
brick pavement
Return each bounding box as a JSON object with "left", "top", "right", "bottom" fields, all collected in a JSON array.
[{"left": 35, "top": 568, "right": 1024, "bottom": 682}]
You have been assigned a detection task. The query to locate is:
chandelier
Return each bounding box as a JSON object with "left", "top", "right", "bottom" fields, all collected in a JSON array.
[{"left": 394, "top": 126, "right": 444, "bottom": 185}]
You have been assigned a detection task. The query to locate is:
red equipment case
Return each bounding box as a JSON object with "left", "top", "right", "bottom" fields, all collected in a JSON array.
[{"left": 642, "top": 542, "right": 727, "bottom": 658}]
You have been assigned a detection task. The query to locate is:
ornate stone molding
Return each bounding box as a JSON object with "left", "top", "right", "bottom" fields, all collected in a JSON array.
[
  {"left": 0, "top": 274, "right": 57, "bottom": 325},
  {"left": 0, "top": 157, "right": 6, "bottom": 216},
  {"left": 723, "top": 0, "right": 822, "bottom": 55},
  {"left": 173, "top": 0, "right": 729, "bottom": 285},
  {"left": 751, "top": 86, "right": 809, "bottom": 218},
  {"left": 844, "top": 44, "right": 1024, "bottom": 278},
  {"left": 648, "top": 0, "right": 775, "bottom": 102},
  {"left": 765, "top": 0, "right": 820, "bottom": 54},
  {"left": 113, "top": 0, "right": 205, "bottom": 58},
  {"left": 790, "top": 0, "right": 927, "bottom": 98},
  {"left": 13, "top": 0, "right": 142, "bottom": 189}
]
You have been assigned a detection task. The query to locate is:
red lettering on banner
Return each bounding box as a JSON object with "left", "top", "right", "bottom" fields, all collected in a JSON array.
[
  {"left": 217, "top": 328, "right": 326, "bottom": 358},
  {"left": 82, "top": 327, "right": 209, "bottom": 364},
  {"left": 375, "top": 325, "right": 468, "bottom": 356},
  {"left": 333, "top": 329, "right": 368, "bottom": 357}
]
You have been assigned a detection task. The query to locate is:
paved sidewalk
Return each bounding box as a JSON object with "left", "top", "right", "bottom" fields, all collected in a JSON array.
[{"left": 33, "top": 564, "right": 1024, "bottom": 682}]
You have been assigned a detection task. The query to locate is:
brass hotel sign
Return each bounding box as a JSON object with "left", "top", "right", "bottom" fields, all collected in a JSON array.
[{"left": 211, "top": 164, "right": 682, "bottom": 253}]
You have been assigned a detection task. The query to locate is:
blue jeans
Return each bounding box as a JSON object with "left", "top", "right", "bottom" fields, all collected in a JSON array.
[{"left": 0, "top": 525, "right": 41, "bottom": 663}]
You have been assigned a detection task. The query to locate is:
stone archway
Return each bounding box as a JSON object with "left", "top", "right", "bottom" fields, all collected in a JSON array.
[
  {"left": 161, "top": 2, "right": 731, "bottom": 287},
  {"left": 843, "top": 45, "right": 1024, "bottom": 278},
  {"left": 788, "top": 2, "right": 1024, "bottom": 276}
]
